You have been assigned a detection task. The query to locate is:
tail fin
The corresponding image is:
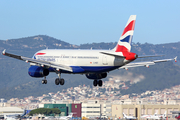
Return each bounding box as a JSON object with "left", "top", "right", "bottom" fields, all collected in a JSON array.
[
  {"left": 154, "top": 112, "right": 157, "bottom": 116},
  {"left": 113, "top": 15, "right": 136, "bottom": 52},
  {"left": 123, "top": 113, "right": 127, "bottom": 118},
  {"left": 21, "top": 110, "right": 27, "bottom": 116},
  {"left": 68, "top": 113, "right": 73, "bottom": 117},
  {"left": 163, "top": 111, "right": 166, "bottom": 118},
  {"left": 4, "top": 115, "right": 7, "bottom": 119}
]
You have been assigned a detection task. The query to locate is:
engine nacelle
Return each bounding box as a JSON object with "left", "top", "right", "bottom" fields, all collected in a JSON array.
[
  {"left": 28, "top": 66, "right": 49, "bottom": 77},
  {"left": 86, "top": 73, "right": 107, "bottom": 79}
]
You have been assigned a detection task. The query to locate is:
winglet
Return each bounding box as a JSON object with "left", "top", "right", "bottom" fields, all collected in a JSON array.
[
  {"left": 2, "top": 49, "right": 6, "bottom": 55},
  {"left": 174, "top": 56, "right": 177, "bottom": 62}
]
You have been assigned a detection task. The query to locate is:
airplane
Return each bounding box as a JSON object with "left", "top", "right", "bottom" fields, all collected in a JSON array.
[
  {"left": 141, "top": 112, "right": 157, "bottom": 119},
  {"left": 176, "top": 114, "right": 180, "bottom": 120},
  {"left": 2, "top": 15, "right": 177, "bottom": 87},
  {"left": 58, "top": 113, "right": 73, "bottom": 120},
  {"left": 152, "top": 111, "right": 166, "bottom": 119},
  {"left": 141, "top": 111, "right": 166, "bottom": 119},
  {"left": 123, "top": 113, "right": 137, "bottom": 119},
  {"left": 3, "top": 110, "right": 27, "bottom": 120},
  {"left": 4, "top": 115, "right": 16, "bottom": 120}
]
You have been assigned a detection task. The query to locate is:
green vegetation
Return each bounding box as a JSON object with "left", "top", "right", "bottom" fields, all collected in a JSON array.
[{"left": 29, "top": 108, "right": 61, "bottom": 116}]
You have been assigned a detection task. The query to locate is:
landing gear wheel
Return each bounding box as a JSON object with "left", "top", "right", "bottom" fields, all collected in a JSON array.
[
  {"left": 42, "top": 80, "right": 47, "bottom": 84},
  {"left": 55, "top": 78, "right": 60, "bottom": 85},
  {"left": 93, "top": 80, "right": 98, "bottom": 86},
  {"left": 42, "top": 80, "right": 45, "bottom": 84},
  {"left": 42, "top": 76, "right": 47, "bottom": 84},
  {"left": 98, "top": 80, "right": 102, "bottom": 87},
  {"left": 44, "top": 80, "right": 47, "bottom": 84},
  {"left": 60, "top": 78, "right": 65, "bottom": 85}
]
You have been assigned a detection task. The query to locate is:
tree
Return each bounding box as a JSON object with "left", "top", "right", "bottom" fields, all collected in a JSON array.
[
  {"left": 51, "top": 108, "right": 61, "bottom": 114},
  {"left": 29, "top": 108, "right": 61, "bottom": 116}
]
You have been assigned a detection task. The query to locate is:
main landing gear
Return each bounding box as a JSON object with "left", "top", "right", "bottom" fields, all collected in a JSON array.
[
  {"left": 55, "top": 73, "right": 65, "bottom": 85},
  {"left": 55, "top": 78, "right": 64, "bottom": 85},
  {"left": 93, "top": 80, "right": 103, "bottom": 87}
]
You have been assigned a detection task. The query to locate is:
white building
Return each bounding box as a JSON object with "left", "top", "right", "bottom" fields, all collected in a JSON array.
[
  {"left": 104, "top": 102, "right": 112, "bottom": 117},
  {"left": 0, "top": 107, "right": 24, "bottom": 115},
  {"left": 81, "top": 101, "right": 101, "bottom": 118}
]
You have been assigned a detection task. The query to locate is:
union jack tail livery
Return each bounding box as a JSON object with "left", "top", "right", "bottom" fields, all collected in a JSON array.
[{"left": 113, "top": 15, "right": 136, "bottom": 52}]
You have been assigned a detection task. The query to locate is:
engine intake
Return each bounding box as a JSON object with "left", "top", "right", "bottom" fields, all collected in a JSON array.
[
  {"left": 28, "top": 66, "right": 49, "bottom": 77},
  {"left": 86, "top": 73, "right": 107, "bottom": 79}
]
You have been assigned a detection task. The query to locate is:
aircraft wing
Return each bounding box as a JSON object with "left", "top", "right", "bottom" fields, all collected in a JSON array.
[
  {"left": 120, "top": 57, "right": 177, "bottom": 70},
  {"left": 2, "top": 49, "right": 73, "bottom": 72}
]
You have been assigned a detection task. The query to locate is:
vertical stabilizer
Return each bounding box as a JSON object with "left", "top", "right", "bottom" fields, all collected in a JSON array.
[
  {"left": 163, "top": 111, "right": 167, "bottom": 118},
  {"left": 68, "top": 113, "right": 73, "bottom": 117},
  {"left": 123, "top": 113, "right": 127, "bottom": 118},
  {"left": 113, "top": 15, "right": 136, "bottom": 52}
]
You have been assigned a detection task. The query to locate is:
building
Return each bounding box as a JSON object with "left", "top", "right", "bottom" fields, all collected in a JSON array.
[
  {"left": 71, "top": 103, "right": 81, "bottom": 117},
  {"left": 112, "top": 103, "right": 180, "bottom": 119},
  {"left": 104, "top": 102, "right": 112, "bottom": 117},
  {"left": 0, "top": 107, "right": 24, "bottom": 115},
  {"left": 81, "top": 102, "right": 101, "bottom": 118},
  {"left": 42, "top": 103, "right": 82, "bottom": 117}
]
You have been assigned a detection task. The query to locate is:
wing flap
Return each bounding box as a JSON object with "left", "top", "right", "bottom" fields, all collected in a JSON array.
[{"left": 2, "top": 49, "right": 73, "bottom": 72}]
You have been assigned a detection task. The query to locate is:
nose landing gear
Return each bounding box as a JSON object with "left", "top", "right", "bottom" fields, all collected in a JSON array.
[{"left": 42, "top": 77, "right": 47, "bottom": 84}]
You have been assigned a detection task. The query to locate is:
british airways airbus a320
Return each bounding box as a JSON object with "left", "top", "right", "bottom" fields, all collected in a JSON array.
[{"left": 2, "top": 15, "right": 177, "bottom": 86}]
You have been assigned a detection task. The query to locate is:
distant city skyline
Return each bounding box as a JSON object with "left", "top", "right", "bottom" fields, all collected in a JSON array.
[{"left": 0, "top": 1, "right": 180, "bottom": 45}]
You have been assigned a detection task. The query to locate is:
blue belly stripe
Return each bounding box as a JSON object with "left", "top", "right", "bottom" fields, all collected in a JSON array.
[
  {"left": 72, "top": 66, "right": 119, "bottom": 73},
  {"left": 48, "top": 66, "right": 120, "bottom": 73}
]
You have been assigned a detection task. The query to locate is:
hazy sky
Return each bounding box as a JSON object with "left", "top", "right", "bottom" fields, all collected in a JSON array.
[{"left": 0, "top": 1, "right": 180, "bottom": 45}]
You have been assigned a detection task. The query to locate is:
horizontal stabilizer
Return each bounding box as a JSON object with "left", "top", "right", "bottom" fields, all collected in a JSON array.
[
  {"left": 120, "top": 56, "right": 177, "bottom": 69},
  {"left": 138, "top": 55, "right": 164, "bottom": 58}
]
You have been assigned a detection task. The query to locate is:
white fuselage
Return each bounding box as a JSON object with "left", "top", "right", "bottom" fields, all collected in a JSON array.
[{"left": 33, "top": 49, "right": 130, "bottom": 73}]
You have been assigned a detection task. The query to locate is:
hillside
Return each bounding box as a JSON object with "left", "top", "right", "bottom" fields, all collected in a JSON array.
[{"left": 0, "top": 35, "right": 179, "bottom": 99}]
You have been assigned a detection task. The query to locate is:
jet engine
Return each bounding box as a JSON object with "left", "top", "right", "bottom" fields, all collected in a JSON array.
[
  {"left": 86, "top": 73, "right": 107, "bottom": 79},
  {"left": 28, "top": 66, "right": 49, "bottom": 77}
]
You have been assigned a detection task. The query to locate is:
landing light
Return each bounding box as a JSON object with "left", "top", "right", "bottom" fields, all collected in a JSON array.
[
  {"left": 124, "top": 68, "right": 128, "bottom": 70},
  {"left": 145, "top": 65, "right": 149, "bottom": 68}
]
